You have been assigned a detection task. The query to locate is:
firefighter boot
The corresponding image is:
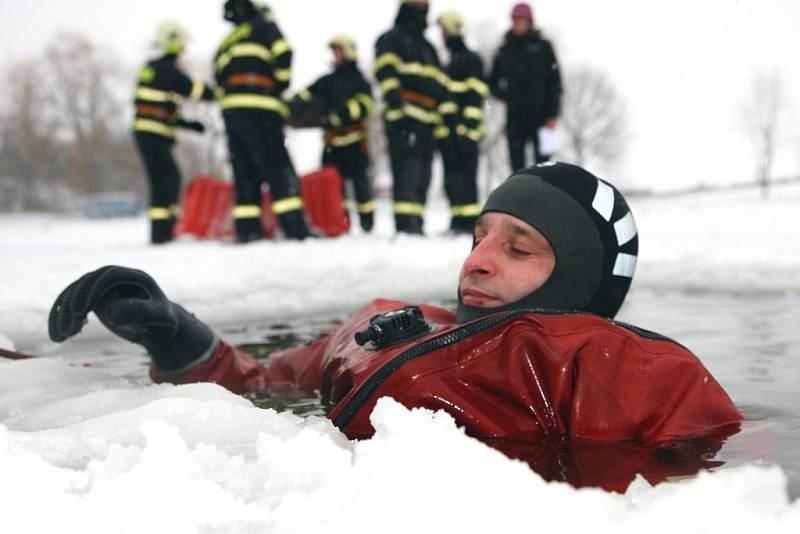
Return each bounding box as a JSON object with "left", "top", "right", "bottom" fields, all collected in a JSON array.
[
  {"left": 279, "top": 211, "right": 311, "bottom": 240},
  {"left": 359, "top": 212, "right": 374, "bottom": 233}
]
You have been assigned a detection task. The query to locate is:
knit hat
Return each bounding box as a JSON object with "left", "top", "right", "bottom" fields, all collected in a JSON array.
[
  {"left": 511, "top": 2, "right": 533, "bottom": 21},
  {"left": 456, "top": 162, "right": 638, "bottom": 322}
]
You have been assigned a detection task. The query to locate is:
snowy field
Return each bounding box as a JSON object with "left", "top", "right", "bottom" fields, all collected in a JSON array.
[{"left": 1, "top": 183, "right": 800, "bottom": 532}]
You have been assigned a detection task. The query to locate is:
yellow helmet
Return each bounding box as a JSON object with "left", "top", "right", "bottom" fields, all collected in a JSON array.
[
  {"left": 437, "top": 10, "right": 465, "bottom": 37},
  {"left": 154, "top": 20, "right": 190, "bottom": 54},
  {"left": 329, "top": 34, "right": 357, "bottom": 61}
]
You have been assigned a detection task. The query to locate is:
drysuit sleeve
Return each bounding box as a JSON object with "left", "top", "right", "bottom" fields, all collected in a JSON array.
[
  {"left": 149, "top": 336, "right": 331, "bottom": 396},
  {"left": 567, "top": 328, "right": 742, "bottom": 445}
]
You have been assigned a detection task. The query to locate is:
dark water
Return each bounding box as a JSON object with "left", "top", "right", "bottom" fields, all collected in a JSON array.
[{"left": 47, "top": 289, "right": 800, "bottom": 497}]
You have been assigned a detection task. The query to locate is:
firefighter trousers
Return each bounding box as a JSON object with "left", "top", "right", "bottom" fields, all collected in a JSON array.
[
  {"left": 223, "top": 109, "right": 310, "bottom": 242},
  {"left": 386, "top": 120, "right": 434, "bottom": 234},
  {"left": 134, "top": 131, "right": 180, "bottom": 244},
  {"left": 439, "top": 135, "right": 480, "bottom": 234},
  {"left": 322, "top": 143, "right": 374, "bottom": 232}
]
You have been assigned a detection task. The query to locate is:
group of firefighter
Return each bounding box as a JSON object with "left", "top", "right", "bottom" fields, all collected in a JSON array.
[{"left": 132, "top": 0, "right": 562, "bottom": 244}]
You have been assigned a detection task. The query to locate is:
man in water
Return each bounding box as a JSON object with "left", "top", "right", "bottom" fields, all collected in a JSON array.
[{"left": 49, "top": 162, "right": 741, "bottom": 489}]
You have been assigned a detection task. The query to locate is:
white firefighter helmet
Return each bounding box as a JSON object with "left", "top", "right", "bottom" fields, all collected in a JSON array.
[
  {"left": 437, "top": 10, "right": 465, "bottom": 37},
  {"left": 328, "top": 34, "right": 357, "bottom": 61},
  {"left": 154, "top": 20, "right": 190, "bottom": 54}
]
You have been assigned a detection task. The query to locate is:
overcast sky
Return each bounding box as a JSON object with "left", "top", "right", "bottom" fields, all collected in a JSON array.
[{"left": 1, "top": 0, "right": 798, "bottom": 191}]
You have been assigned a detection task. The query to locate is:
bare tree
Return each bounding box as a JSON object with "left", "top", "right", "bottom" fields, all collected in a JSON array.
[
  {"left": 560, "top": 66, "right": 628, "bottom": 170},
  {"left": 741, "top": 70, "right": 786, "bottom": 197}
]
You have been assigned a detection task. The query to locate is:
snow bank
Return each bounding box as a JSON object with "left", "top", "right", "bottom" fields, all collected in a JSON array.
[{"left": 0, "top": 358, "right": 798, "bottom": 533}]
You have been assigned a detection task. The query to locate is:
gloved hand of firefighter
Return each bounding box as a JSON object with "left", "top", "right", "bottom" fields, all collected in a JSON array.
[
  {"left": 48, "top": 266, "right": 217, "bottom": 375},
  {"left": 177, "top": 119, "right": 206, "bottom": 133}
]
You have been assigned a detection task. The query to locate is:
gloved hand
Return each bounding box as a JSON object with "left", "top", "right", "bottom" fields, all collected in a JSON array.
[
  {"left": 177, "top": 119, "right": 205, "bottom": 133},
  {"left": 48, "top": 266, "right": 217, "bottom": 375}
]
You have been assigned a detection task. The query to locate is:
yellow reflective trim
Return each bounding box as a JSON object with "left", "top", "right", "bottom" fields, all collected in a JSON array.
[
  {"left": 433, "top": 125, "right": 450, "bottom": 139},
  {"left": 329, "top": 131, "right": 365, "bottom": 147},
  {"left": 219, "top": 23, "right": 252, "bottom": 51},
  {"left": 190, "top": 80, "right": 205, "bottom": 101},
  {"left": 133, "top": 118, "right": 176, "bottom": 138},
  {"left": 463, "top": 106, "right": 484, "bottom": 119},
  {"left": 220, "top": 94, "right": 289, "bottom": 117},
  {"left": 232, "top": 204, "right": 261, "bottom": 219},
  {"left": 384, "top": 108, "right": 404, "bottom": 121},
  {"left": 298, "top": 89, "right": 312, "bottom": 101},
  {"left": 451, "top": 204, "right": 482, "bottom": 217},
  {"left": 138, "top": 66, "right": 155, "bottom": 83},
  {"left": 215, "top": 42, "right": 272, "bottom": 72},
  {"left": 374, "top": 52, "right": 402, "bottom": 72},
  {"left": 402, "top": 103, "right": 440, "bottom": 124},
  {"left": 347, "top": 99, "right": 361, "bottom": 120},
  {"left": 214, "top": 86, "right": 225, "bottom": 101},
  {"left": 456, "top": 124, "right": 485, "bottom": 141},
  {"left": 328, "top": 112, "right": 342, "bottom": 127},
  {"left": 271, "top": 38, "right": 291, "bottom": 57},
  {"left": 448, "top": 80, "right": 468, "bottom": 93},
  {"left": 148, "top": 207, "right": 172, "bottom": 220},
  {"left": 357, "top": 200, "right": 375, "bottom": 214},
  {"left": 272, "top": 196, "right": 304, "bottom": 214},
  {"left": 170, "top": 204, "right": 181, "bottom": 217},
  {"left": 135, "top": 86, "right": 181, "bottom": 103},
  {"left": 355, "top": 92, "right": 374, "bottom": 111},
  {"left": 467, "top": 77, "right": 489, "bottom": 97},
  {"left": 438, "top": 101, "right": 458, "bottom": 114},
  {"left": 396, "top": 62, "right": 442, "bottom": 80},
  {"left": 380, "top": 77, "right": 401, "bottom": 94},
  {"left": 393, "top": 201, "right": 425, "bottom": 216},
  {"left": 274, "top": 68, "right": 291, "bottom": 82}
]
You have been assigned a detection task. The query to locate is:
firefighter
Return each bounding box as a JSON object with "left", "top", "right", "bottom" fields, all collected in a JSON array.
[
  {"left": 215, "top": 0, "right": 310, "bottom": 242},
  {"left": 292, "top": 35, "right": 375, "bottom": 232},
  {"left": 374, "top": 0, "right": 455, "bottom": 234},
  {"left": 435, "top": 10, "right": 488, "bottom": 234},
  {"left": 132, "top": 21, "right": 215, "bottom": 244}
]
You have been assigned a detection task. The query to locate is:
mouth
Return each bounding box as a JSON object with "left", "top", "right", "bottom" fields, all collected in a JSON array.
[{"left": 460, "top": 287, "right": 502, "bottom": 308}]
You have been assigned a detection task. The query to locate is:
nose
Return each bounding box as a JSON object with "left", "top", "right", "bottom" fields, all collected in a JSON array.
[{"left": 462, "top": 235, "right": 497, "bottom": 277}]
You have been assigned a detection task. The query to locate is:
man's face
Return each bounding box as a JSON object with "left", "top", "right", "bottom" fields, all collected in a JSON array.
[
  {"left": 459, "top": 212, "right": 555, "bottom": 308},
  {"left": 511, "top": 16, "right": 532, "bottom": 36},
  {"left": 331, "top": 46, "right": 345, "bottom": 66}
]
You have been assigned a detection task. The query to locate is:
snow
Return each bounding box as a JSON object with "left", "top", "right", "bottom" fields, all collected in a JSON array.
[
  {"left": 2, "top": 360, "right": 799, "bottom": 533},
  {"left": 1, "top": 183, "right": 799, "bottom": 532}
]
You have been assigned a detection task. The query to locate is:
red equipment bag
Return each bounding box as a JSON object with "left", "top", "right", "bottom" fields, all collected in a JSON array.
[
  {"left": 174, "top": 166, "right": 349, "bottom": 240},
  {"left": 300, "top": 166, "right": 350, "bottom": 237}
]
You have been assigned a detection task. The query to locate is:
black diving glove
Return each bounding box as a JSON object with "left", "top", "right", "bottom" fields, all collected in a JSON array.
[{"left": 48, "top": 266, "right": 217, "bottom": 375}]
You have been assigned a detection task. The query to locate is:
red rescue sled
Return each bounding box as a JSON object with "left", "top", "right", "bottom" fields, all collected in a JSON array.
[{"left": 174, "top": 166, "right": 349, "bottom": 240}]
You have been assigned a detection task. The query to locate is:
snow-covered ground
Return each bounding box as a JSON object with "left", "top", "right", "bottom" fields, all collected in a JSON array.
[{"left": 1, "top": 183, "right": 799, "bottom": 532}]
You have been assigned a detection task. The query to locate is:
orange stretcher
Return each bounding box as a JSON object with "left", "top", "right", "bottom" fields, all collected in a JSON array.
[{"left": 174, "top": 166, "right": 350, "bottom": 240}]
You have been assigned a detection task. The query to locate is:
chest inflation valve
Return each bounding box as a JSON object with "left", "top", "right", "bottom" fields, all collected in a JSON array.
[{"left": 354, "top": 306, "right": 433, "bottom": 349}]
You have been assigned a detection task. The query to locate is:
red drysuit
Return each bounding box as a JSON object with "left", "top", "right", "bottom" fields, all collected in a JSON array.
[{"left": 151, "top": 299, "right": 744, "bottom": 490}]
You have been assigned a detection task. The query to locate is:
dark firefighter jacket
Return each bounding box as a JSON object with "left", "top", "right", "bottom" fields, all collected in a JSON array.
[
  {"left": 295, "top": 61, "right": 374, "bottom": 149},
  {"left": 488, "top": 29, "right": 562, "bottom": 122},
  {"left": 442, "top": 36, "right": 488, "bottom": 142},
  {"left": 214, "top": 15, "right": 293, "bottom": 119},
  {"left": 133, "top": 54, "right": 214, "bottom": 140},
  {"left": 374, "top": 7, "right": 455, "bottom": 130}
]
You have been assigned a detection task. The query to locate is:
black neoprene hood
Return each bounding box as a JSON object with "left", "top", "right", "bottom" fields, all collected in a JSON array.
[{"left": 456, "top": 162, "right": 638, "bottom": 322}]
